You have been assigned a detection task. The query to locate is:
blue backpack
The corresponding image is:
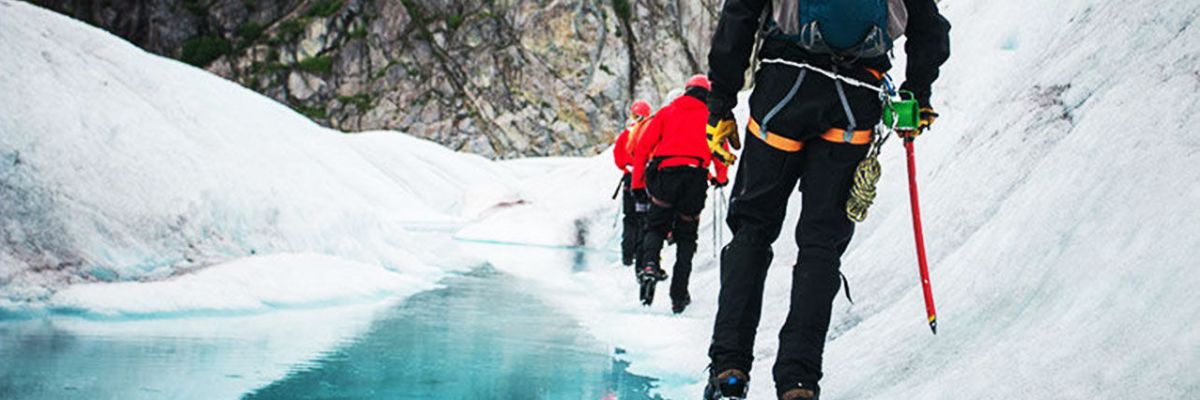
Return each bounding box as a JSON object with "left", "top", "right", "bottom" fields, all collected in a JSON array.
[{"left": 767, "top": 0, "right": 909, "bottom": 59}]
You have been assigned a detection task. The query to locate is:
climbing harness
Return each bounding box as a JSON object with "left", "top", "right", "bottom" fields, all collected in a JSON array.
[
  {"left": 747, "top": 58, "right": 892, "bottom": 223},
  {"left": 749, "top": 59, "right": 883, "bottom": 154},
  {"left": 760, "top": 58, "right": 885, "bottom": 93}
]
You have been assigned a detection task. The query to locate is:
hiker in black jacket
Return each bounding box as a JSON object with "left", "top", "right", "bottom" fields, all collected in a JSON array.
[{"left": 702, "top": 0, "right": 951, "bottom": 399}]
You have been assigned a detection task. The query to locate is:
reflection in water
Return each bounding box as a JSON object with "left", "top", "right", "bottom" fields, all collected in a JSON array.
[
  {"left": 245, "top": 266, "right": 660, "bottom": 400},
  {"left": 573, "top": 218, "right": 590, "bottom": 273}
]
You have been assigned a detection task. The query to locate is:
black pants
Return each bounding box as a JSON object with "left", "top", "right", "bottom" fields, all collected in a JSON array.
[
  {"left": 639, "top": 166, "right": 708, "bottom": 301},
  {"left": 620, "top": 173, "right": 644, "bottom": 264},
  {"left": 707, "top": 61, "right": 876, "bottom": 394}
]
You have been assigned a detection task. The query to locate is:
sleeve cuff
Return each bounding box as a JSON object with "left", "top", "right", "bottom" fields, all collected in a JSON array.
[
  {"left": 900, "top": 82, "right": 933, "bottom": 108},
  {"left": 706, "top": 95, "right": 736, "bottom": 121}
]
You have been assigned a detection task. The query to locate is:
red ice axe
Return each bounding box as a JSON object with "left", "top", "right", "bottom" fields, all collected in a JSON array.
[{"left": 903, "top": 136, "right": 938, "bottom": 335}]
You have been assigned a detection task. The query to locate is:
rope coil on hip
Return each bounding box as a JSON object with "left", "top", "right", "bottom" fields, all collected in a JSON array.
[
  {"left": 845, "top": 128, "right": 889, "bottom": 222},
  {"left": 845, "top": 74, "right": 904, "bottom": 223}
]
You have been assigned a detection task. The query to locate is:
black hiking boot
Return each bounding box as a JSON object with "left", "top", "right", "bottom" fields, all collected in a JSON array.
[
  {"left": 703, "top": 369, "right": 749, "bottom": 400},
  {"left": 778, "top": 383, "right": 820, "bottom": 400},
  {"left": 636, "top": 260, "right": 661, "bottom": 306},
  {"left": 637, "top": 259, "right": 668, "bottom": 282},
  {"left": 622, "top": 252, "right": 635, "bottom": 266},
  {"left": 671, "top": 294, "right": 691, "bottom": 314}
]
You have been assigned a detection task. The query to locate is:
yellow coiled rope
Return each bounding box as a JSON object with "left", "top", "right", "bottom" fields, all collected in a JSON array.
[{"left": 846, "top": 129, "right": 888, "bottom": 222}]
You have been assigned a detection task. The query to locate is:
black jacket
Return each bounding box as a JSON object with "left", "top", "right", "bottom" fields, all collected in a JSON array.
[{"left": 707, "top": 0, "right": 952, "bottom": 118}]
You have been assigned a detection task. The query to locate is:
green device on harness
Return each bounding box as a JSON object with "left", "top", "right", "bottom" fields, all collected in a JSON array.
[{"left": 883, "top": 91, "right": 921, "bottom": 132}]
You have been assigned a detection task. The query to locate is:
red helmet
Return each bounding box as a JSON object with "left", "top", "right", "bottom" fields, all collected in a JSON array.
[
  {"left": 630, "top": 100, "right": 651, "bottom": 118},
  {"left": 685, "top": 74, "right": 711, "bottom": 91}
]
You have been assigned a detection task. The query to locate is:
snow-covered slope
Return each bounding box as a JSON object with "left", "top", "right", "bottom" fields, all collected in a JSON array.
[
  {"left": 463, "top": 0, "right": 1200, "bottom": 398},
  {"left": 0, "top": 0, "right": 516, "bottom": 312}
]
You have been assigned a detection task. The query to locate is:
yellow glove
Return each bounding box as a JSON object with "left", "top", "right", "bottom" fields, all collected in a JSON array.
[
  {"left": 901, "top": 107, "right": 939, "bottom": 139},
  {"left": 707, "top": 118, "right": 739, "bottom": 165},
  {"left": 917, "top": 107, "right": 939, "bottom": 133}
]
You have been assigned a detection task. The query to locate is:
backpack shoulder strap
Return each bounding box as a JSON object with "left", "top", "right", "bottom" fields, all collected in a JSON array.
[
  {"left": 887, "top": 0, "right": 909, "bottom": 41},
  {"left": 626, "top": 116, "right": 653, "bottom": 154}
]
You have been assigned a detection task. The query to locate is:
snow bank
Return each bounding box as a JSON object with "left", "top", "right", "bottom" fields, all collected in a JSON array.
[
  {"left": 46, "top": 253, "right": 435, "bottom": 319},
  {"left": 0, "top": 0, "right": 516, "bottom": 308},
  {"left": 456, "top": 156, "right": 616, "bottom": 247},
  {"left": 463, "top": 0, "right": 1200, "bottom": 398}
]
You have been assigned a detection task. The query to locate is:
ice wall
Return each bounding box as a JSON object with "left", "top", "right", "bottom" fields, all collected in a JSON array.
[{"left": 0, "top": 0, "right": 515, "bottom": 307}]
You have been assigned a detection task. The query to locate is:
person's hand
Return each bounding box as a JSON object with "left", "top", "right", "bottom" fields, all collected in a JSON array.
[
  {"left": 900, "top": 107, "right": 939, "bottom": 139},
  {"left": 710, "top": 177, "right": 728, "bottom": 188},
  {"left": 918, "top": 107, "right": 939, "bottom": 132},
  {"left": 707, "top": 115, "right": 739, "bottom": 165}
]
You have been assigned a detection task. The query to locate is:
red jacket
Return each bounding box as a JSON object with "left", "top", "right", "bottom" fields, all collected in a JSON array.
[
  {"left": 631, "top": 95, "right": 728, "bottom": 189},
  {"left": 612, "top": 118, "right": 651, "bottom": 172},
  {"left": 613, "top": 126, "right": 633, "bottom": 172}
]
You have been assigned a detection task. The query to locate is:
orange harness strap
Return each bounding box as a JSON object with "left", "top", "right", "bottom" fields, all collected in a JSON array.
[
  {"left": 823, "top": 127, "right": 874, "bottom": 145},
  {"left": 747, "top": 118, "right": 872, "bottom": 153},
  {"left": 865, "top": 67, "right": 884, "bottom": 81},
  {"left": 747, "top": 119, "right": 805, "bottom": 152}
]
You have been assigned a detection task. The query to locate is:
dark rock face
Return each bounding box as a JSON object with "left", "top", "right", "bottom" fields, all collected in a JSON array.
[{"left": 30, "top": 0, "right": 722, "bottom": 158}]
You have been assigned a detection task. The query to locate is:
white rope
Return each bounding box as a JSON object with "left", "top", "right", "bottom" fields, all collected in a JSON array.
[{"left": 760, "top": 58, "right": 884, "bottom": 93}]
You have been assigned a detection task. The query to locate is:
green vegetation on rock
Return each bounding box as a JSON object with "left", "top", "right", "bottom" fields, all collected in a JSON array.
[
  {"left": 295, "top": 104, "right": 328, "bottom": 119},
  {"left": 296, "top": 56, "right": 334, "bottom": 74},
  {"left": 252, "top": 61, "right": 288, "bottom": 74},
  {"left": 611, "top": 0, "right": 631, "bottom": 22},
  {"left": 399, "top": 0, "right": 425, "bottom": 23},
  {"left": 181, "top": 35, "right": 230, "bottom": 66},
  {"left": 235, "top": 22, "right": 264, "bottom": 47},
  {"left": 446, "top": 14, "right": 465, "bottom": 31},
  {"left": 348, "top": 24, "right": 368, "bottom": 40},
  {"left": 182, "top": 0, "right": 207, "bottom": 16},
  {"left": 278, "top": 18, "right": 310, "bottom": 41},
  {"left": 306, "top": 0, "right": 344, "bottom": 18},
  {"left": 339, "top": 94, "right": 371, "bottom": 109}
]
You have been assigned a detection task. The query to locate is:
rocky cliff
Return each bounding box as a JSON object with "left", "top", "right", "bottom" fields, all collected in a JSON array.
[{"left": 32, "top": 0, "right": 722, "bottom": 158}]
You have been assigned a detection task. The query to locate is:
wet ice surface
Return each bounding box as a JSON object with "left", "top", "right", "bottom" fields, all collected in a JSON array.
[
  {"left": 246, "top": 267, "right": 658, "bottom": 400},
  {"left": 0, "top": 302, "right": 386, "bottom": 399},
  {"left": 0, "top": 267, "right": 659, "bottom": 400}
]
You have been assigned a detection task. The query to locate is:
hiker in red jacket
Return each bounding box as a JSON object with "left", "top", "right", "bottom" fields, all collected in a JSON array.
[
  {"left": 631, "top": 75, "right": 729, "bottom": 313},
  {"left": 612, "top": 99, "right": 653, "bottom": 266}
]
